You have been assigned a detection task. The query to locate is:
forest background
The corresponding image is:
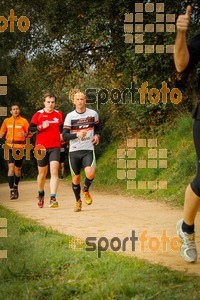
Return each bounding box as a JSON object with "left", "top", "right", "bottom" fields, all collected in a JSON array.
[{"left": 0, "top": 0, "right": 200, "bottom": 197}]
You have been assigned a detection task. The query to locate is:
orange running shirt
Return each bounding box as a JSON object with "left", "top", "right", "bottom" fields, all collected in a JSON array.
[{"left": 0, "top": 115, "right": 29, "bottom": 148}]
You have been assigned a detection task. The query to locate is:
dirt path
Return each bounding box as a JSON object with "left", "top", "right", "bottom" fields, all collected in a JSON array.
[{"left": 0, "top": 180, "right": 200, "bottom": 276}]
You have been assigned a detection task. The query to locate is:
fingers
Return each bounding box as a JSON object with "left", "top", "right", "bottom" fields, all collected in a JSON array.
[
  {"left": 80, "top": 130, "right": 87, "bottom": 138},
  {"left": 185, "top": 5, "right": 192, "bottom": 19},
  {"left": 19, "top": 132, "right": 26, "bottom": 137},
  {"left": 176, "top": 5, "right": 192, "bottom": 32},
  {"left": 77, "top": 130, "right": 87, "bottom": 139},
  {"left": 42, "top": 120, "right": 49, "bottom": 128},
  {"left": 92, "top": 136, "right": 99, "bottom": 145},
  {"left": 60, "top": 133, "right": 63, "bottom": 141}
]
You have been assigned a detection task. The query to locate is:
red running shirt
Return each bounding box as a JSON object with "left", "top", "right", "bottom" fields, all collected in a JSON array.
[{"left": 30, "top": 109, "right": 63, "bottom": 148}]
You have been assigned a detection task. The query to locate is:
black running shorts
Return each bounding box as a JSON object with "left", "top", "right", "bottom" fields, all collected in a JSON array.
[
  {"left": 6, "top": 149, "right": 24, "bottom": 168},
  {"left": 69, "top": 150, "right": 96, "bottom": 176},
  {"left": 37, "top": 147, "right": 60, "bottom": 167}
]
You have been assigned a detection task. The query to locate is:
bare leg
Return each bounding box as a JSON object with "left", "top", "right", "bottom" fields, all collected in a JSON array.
[
  {"left": 60, "top": 162, "right": 65, "bottom": 178},
  {"left": 183, "top": 184, "right": 200, "bottom": 225},
  {"left": 7, "top": 162, "right": 14, "bottom": 177},
  {"left": 85, "top": 166, "right": 95, "bottom": 180},
  {"left": 37, "top": 165, "right": 48, "bottom": 191},
  {"left": 14, "top": 166, "right": 21, "bottom": 178},
  {"left": 49, "top": 160, "right": 59, "bottom": 195}
]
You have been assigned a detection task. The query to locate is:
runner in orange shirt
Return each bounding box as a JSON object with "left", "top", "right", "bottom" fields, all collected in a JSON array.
[{"left": 0, "top": 104, "right": 29, "bottom": 199}]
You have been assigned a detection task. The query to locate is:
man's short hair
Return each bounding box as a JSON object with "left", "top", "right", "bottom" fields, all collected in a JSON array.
[
  {"left": 74, "top": 92, "right": 86, "bottom": 100},
  {"left": 43, "top": 92, "right": 57, "bottom": 102},
  {"left": 10, "top": 104, "right": 20, "bottom": 110}
]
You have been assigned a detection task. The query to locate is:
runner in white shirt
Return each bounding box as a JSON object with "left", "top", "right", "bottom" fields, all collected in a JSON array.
[{"left": 62, "top": 92, "right": 100, "bottom": 212}]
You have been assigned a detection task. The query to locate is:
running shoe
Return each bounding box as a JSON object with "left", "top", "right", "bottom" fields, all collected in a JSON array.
[
  {"left": 38, "top": 195, "right": 44, "bottom": 208},
  {"left": 176, "top": 219, "right": 197, "bottom": 263},
  {"left": 82, "top": 190, "right": 92, "bottom": 205},
  {"left": 10, "top": 190, "right": 15, "bottom": 200},
  {"left": 74, "top": 199, "right": 82, "bottom": 212},
  {"left": 14, "top": 186, "right": 19, "bottom": 199},
  {"left": 49, "top": 198, "right": 59, "bottom": 208}
]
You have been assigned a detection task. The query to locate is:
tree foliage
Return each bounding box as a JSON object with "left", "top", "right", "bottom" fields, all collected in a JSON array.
[{"left": 0, "top": 0, "right": 200, "bottom": 179}]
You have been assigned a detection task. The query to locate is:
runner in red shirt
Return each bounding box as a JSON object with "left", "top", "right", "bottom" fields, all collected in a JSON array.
[{"left": 29, "top": 93, "right": 63, "bottom": 208}]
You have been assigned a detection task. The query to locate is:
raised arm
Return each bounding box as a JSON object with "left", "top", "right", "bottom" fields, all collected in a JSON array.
[{"left": 174, "top": 5, "right": 191, "bottom": 72}]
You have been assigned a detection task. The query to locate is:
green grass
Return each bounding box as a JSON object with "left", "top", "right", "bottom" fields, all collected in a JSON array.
[
  {"left": 94, "top": 113, "right": 195, "bottom": 206},
  {"left": 0, "top": 205, "right": 200, "bottom": 299}
]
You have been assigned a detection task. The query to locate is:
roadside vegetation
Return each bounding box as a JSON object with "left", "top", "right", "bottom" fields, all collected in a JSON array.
[
  {"left": 0, "top": 206, "right": 200, "bottom": 299},
  {"left": 94, "top": 113, "right": 195, "bottom": 207}
]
